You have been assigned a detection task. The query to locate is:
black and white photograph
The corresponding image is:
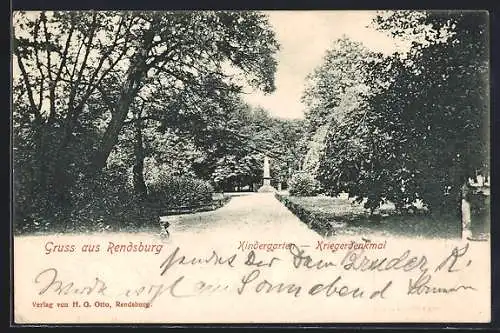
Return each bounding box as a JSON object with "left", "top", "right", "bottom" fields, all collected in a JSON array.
[{"left": 12, "top": 10, "right": 491, "bottom": 324}]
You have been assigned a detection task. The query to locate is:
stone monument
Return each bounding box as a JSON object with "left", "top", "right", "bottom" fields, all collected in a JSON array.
[{"left": 258, "top": 155, "right": 277, "bottom": 193}]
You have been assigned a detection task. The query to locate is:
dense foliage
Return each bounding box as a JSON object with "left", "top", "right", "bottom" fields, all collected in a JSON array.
[
  {"left": 147, "top": 175, "right": 214, "bottom": 209},
  {"left": 303, "top": 11, "right": 489, "bottom": 216},
  {"left": 13, "top": 11, "right": 280, "bottom": 233},
  {"left": 199, "top": 103, "right": 306, "bottom": 191},
  {"left": 288, "top": 172, "right": 321, "bottom": 196}
]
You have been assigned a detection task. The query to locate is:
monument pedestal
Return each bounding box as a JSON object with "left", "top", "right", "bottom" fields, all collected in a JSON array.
[
  {"left": 258, "top": 177, "right": 276, "bottom": 193},
  {"left": 258, "top": 155, "right": 276, "bottom": 193}
]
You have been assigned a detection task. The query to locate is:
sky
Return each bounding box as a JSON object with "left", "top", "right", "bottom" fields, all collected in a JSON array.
[{"left": 242, "top": 11, "right": 408, "bottom": 120}]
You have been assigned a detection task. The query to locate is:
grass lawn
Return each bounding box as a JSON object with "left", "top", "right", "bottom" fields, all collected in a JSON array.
[{"left": 280, "top": 195, "right": 488, "bottom": 239}]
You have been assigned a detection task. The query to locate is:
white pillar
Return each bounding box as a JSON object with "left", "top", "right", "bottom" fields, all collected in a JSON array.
[
  {"left": 461, "top": 182, "right": 472, "bottom": 240},
  {"left": 263, "top": 156, "right": 271, "bottom": 186},
  {"left": 264, "top": 156, "right": 270, "bottom": 177},
  {"left": 258, "top": 155, "right": 276, "bottom": 192},
  {"left": 462, "top": 198, "right": 472, "bottom": 240}
]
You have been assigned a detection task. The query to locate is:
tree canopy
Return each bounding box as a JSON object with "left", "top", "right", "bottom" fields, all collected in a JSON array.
[
  {"left": 13, "top": 10, "right": 281, "bottom": 230},
  {"left": 304, "top": 11, "right": 489, "bottom": 214}
]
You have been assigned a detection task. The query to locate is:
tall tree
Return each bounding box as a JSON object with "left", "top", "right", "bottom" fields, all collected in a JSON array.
[
  {"left": 13, "top": 11, "right": 280, "bottom": 231},
  {"left": 13, "top": 10, "right": 280, "bottom": 203},
  {"left": 13, "top": 11, "right": 135, "bottom": 209},
  {"left": 302, "top": 36, "right": 378, "bottom": 130},
  {"left": 316, "top": 11, "right": 489, "bottom": 233},
  {"left": 90, "top": 11, "right": 279, "bottom": 175},
  {"left": 301, "top": 36, "right": 381, "bottom": 176}
]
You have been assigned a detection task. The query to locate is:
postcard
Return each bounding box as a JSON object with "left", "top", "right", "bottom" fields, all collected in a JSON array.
[{"left": 12, "top": 9, "right": 491, "bottom": 324}]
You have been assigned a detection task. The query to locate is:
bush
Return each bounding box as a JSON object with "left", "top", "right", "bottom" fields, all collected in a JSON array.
[
  {"left": 71, "top": 172, "right": 160, "bottom": 232},
  {"left": 13, "top": 169, "right": 161, "bottom": 235},
  {"left": 288, "top": 172, "right": 321, "bottom": 196},
  {"left": 147, "top": 175, "right": 214, "bottom": 209}
]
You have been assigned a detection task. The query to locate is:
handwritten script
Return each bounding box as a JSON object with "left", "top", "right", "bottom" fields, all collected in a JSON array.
[{"left": 32, "top": 242, "right": 478, "bottom": 306}]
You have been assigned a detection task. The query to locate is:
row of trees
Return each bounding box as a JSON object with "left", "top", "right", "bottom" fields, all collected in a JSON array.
[
  {"left": 208, "top": 106, "right": 306, "bottom": 192},
  {"left": 13, "top": 11, "right": 286, "bottom": 231},
  {"left": 154, "top": 102, "right": 305, "bottom": 192},
  {"left": 302, "top": 11, "right": 489, "bottom": 221}
]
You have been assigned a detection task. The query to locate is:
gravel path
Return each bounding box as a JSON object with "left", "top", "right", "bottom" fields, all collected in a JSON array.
[{"left": 162, "top": 192, "right": 320, "bottom": 245}]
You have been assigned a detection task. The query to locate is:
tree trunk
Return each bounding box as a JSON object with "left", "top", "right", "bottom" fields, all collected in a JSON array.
[
  {"left": 90, "top": 29, "right": 154, "bottom": 174},
  {"left": 133, "top": 116, "right": 147, "bottom": 199},
  {"left": 32, "top": 121, "right": 48, "bottom": 193},
  {"left": 92, "top": 82, "right": 138, "bottom": 173}
]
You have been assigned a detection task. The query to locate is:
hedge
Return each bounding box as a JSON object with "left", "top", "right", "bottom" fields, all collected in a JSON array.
[
  {"left": 148, "top": 175, "right": 213, "bottom": 205},
  {"left": 275, "top": 193, "right": 345, "bottom": 236}
]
